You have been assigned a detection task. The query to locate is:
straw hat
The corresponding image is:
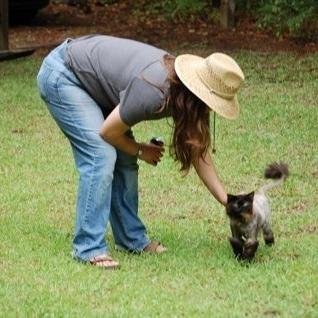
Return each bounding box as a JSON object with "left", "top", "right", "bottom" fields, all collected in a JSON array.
[{"left": 175, "top": 53, "right": 245, "bottom": 119}]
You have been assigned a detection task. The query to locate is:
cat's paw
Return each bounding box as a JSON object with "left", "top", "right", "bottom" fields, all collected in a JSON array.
[
  {"left": 229, "top": 237, "right": 244, "bottom": 258},
  {"left": 242, "top": 240, "right": 259, "bottom": 261},
  {"left": 264, "top": 235, "right": 275, "bottom": 246}
]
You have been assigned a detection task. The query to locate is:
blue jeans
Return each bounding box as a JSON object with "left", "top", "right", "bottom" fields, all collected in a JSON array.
[{"left": 37, "top": 41, "right": 149, "bottom": 261}]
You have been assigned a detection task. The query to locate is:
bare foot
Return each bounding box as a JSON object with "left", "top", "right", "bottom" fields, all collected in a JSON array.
[{"left": 89, "top": 254, "right": 120, "bottom": 269}]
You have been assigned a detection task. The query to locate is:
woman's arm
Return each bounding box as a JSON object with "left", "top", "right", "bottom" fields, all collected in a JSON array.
[
  {"left": 192, "top": 152, "right": 227, "bottom": 206},
  {"left": 99, "top": 105, "right": 164, "bottom": 165}
]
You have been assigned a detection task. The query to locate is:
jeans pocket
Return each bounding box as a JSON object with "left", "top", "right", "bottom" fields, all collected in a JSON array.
[
  {"left": 37, "top": 64, "right": 52, "bottom": 102},
  {"left": 37, "top": 63, "right": 64, "bottom": 105}
]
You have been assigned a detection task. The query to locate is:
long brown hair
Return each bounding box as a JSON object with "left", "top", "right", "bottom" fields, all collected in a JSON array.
[{"left": 163, "top": 54, "right": 211, "bottom": 173}]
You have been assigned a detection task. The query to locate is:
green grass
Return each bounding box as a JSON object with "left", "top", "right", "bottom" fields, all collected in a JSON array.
[{"left": 0, "top": 49, "right": 317, "bottom": 317}]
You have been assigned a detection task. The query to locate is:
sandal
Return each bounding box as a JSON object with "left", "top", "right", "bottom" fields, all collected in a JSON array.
[
  {"left": 143, "top": 241, "right": 167, "bottom": 254},
  {"left": 89, "top": 254, "right": 120, "bottom": 270}
]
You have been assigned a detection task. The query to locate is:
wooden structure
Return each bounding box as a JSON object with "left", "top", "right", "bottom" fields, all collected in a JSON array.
[
  {"left": 0, "top": 0, "right": 34, "bottom": 61},
  {"left": 220, "top": 0, "right": 236, "bottom": 29},
  {"left": 0, "top": 0, "right": 9, "bottom": 50}
]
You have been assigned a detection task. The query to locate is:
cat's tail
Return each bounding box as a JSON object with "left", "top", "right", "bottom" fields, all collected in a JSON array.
[{"left": 258, "top": 162, "right": 289, "bottom": 194}]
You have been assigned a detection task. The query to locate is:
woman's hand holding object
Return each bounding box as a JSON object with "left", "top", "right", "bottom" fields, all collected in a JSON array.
[{"left": 137, "top": 142, "right": 164, "bottom": 166}]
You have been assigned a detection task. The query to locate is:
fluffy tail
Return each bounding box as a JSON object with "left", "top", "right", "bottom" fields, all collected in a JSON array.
[{"left": 258, "top": 162, "right": 289, "bottom": 194}]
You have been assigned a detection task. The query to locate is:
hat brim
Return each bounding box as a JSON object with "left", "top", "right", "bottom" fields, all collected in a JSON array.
[{"left": 175, "top": 54, "right": 239, "bottom": 120}]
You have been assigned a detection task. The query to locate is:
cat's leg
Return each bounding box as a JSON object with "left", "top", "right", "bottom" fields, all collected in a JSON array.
[
  {"left": 229, "top": 237, "right": 244, "bottom": 258},
  {"left": 229, "top": 223, "right": 243, "bottom": 258},
  {"left": 242, "top": 228, "right": 259, "bottom": 261},
  {"left": 242, "top": 239, "right": 259, "bottom": 261},
  {"left": 263, "top": 222, "right": 275, "bottom": 245}
]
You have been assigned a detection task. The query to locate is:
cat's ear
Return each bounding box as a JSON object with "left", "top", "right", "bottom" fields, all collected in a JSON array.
[
  {"left": 247, "top": 191, "right": 255, "bottom": 200},
  {"left": 227, "top": 194, "right": 236, "bottom": 203}
]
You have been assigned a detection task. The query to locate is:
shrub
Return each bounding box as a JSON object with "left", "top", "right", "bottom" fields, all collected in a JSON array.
[
  {"left": 237, "top": 0, "right": 318, "bottom": 39},
  {"left": 143, "top": 0, "right": 212, "bottom": 20}
]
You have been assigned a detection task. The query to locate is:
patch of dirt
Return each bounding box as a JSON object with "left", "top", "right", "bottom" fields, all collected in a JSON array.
[
  {"left": 312, "top": 170, "right": 318, "bottom": 177},
  {"left": 9, "top": 2, "right": 318, "bottom": 56},
  {"left": 263, "top": 309, "right": 281, "bottom": 317},
  {"left": 301, "top": 225, "right": 318, "bottom": 234},
  {"left": 290, "top": 201, "right": 307, "bottom": 213}
]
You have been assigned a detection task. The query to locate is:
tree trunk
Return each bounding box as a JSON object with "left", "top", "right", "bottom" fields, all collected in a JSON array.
[
  {"left": 0, "top": 0, "right": 9, "bottom": 50},
  {"left": 220, "top": 0, "right": 235, "bottom": 29}
]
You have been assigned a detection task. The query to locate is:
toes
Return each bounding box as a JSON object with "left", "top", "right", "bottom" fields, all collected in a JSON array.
[
  {"left": 89, "top": 254, "right": 120, "bottom": 269},
  {"left": 95, "top": 259, "right": 119, "bottom": 267}
]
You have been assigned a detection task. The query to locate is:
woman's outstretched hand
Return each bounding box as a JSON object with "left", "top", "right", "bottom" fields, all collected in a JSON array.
[{"left": 138, "top": 142, "right": 165, "bottom": 166}]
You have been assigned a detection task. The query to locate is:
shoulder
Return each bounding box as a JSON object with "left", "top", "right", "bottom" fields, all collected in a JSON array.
[
  {"left": 122, "top": 76, "right": 164, "bottom": 107},
  {"left": 141, "top": 59, "right": 169, "bottom": 90},
  {"left": 118, "top": 76, "right": 161, "bottom": 126}
]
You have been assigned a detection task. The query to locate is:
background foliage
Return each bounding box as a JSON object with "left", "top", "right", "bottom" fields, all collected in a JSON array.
[
  {"left": 53, "top": 0, "right": 318, "bottom": 40},
  {"left": 54, "top": 0, "right": 318, "bottom": 39},
  {"left": 237, "top": 0, "right": 318, "bottom": 38},
  {"left": 156, "top": 0, "right": 318, "bottom": 38}
]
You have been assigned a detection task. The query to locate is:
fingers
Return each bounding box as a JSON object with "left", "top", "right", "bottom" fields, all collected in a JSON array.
[
  {"left": 158, "top": 149, "right": 164, "bottom": 156},
  {"left": 150, "top": 151, "right": 162, "bottom": 166},
  {"left": 151, "top": 155, "right": 161, "bottom": 166},
  {"left": 148, "top": 144, "right": 164, "bottom": 162},
  {"left": 150, "top": 144, "right": 165, "bottom": 153},
  {"left": 152, "top": 157, "right": 162, "bottom": 166},
  {"left": 139, "top": 142, "right": 165, "bottom": 166}
]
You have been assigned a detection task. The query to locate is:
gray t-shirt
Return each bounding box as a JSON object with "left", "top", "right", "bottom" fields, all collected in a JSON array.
[{"left": 65, "top": 35, "right": 171, "bottom": 126}]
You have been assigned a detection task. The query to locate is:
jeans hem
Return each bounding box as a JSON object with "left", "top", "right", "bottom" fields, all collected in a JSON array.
[
  {"left": 71, "top": 247, "right": 108, "bottom": 262},
  {"left": 115, "top": 239, "right": 150, "bottom": 253}
]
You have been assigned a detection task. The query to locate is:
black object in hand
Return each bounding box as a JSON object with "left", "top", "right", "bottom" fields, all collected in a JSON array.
[{"left": 150, "top": 137, "right": 164, "bottom": 146}]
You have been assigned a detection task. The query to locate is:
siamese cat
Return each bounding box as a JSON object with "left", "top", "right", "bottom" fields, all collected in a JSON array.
[{"left": 226, "top": 162, "right": 289, "bottom": 261}]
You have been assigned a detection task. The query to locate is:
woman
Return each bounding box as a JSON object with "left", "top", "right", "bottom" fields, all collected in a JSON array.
[{"left": 37, "top": 35, "right": 245, "bottom": 269}]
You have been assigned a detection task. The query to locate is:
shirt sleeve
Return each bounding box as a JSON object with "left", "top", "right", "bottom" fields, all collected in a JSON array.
[{"left": 119, "top": 77, "right": 163, "bottom": 127}]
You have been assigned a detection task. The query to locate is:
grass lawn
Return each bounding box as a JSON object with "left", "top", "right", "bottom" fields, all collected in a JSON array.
[{"left": 0, "top": 48, "right": 317, "bottom": 317}]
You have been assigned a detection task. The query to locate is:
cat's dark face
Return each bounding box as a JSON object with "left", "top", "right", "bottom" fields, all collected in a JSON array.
[{"left": 226, "top": 192, "right": 254, "bottom": 223}]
